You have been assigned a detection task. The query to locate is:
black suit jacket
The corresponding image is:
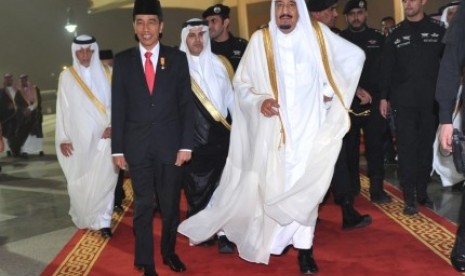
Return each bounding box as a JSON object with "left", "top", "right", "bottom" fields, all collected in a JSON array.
[{"left": 111, "top": 44, "right": 194, "bottom": 165}]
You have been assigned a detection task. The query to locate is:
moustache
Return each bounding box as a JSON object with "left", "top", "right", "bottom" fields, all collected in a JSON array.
[{"left": 279, "top": 14, "right": 292, "bottom": 19}]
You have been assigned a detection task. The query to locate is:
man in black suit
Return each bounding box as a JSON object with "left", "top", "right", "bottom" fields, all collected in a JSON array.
[{"left": 111, "top": 0, "right": 194, "bottom": 275}]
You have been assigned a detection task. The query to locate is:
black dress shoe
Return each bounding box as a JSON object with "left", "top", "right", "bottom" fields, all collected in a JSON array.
[
  {"left": 136, "top": 264, "right": 158, "bottom": 276},
  {"left": 163, "top": 254, "right": 186, "bottom": 272},
  {"left": 342, "top": 214, "right": 372, "bottom": 230},
  {"left": 99, "top": 227, "right": 112, "bottom": 238},
  {"left": 298, "top": 248, "right": 319, "bottom": 274},
  {"left": 371, "top": 192, "right": 392, "bottom": 204},
  {"left": 417, "top": 197, "right": 433, "bottom": 209},
  {"left": 451, "top": 231, "right": 465, "bottom": 272},
  {"left": 198, "top": 237, "right": 216, "bottom": 247},
  {"left": 403, "top": 205, "right": 418, "bottom": 216},
  {"left": 218, "top": 235, "right": 235, "bottom": 254}
]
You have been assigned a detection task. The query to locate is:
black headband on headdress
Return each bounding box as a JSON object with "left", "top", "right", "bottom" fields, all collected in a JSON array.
[
  {"left": 182, "top": 20, "right": 209, "bottom": 29},
  {"left": 73, "top": 36, "right": 96, "bottom": 45}
]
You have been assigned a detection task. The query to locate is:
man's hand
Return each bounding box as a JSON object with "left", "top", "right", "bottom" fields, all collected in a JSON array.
[
  {"left": 439, "top": 124, "right": 453, "bottom": 153},
  {"left": 323, "top": 96, "right": 333, "bottom": 103},
  {"left": 101, "top": 127, "right": 111, "bottom": 139},
  {"left": 356, "top": 87, "right": 372, "bottom": 105},
  {"left": 113, "top": 155, "right": 127, "bottom": 170},
  {"left": 60, "top": 143, "right": 74, "bottom": 157},
  {"left": 175, "top": 151, "right": 192, "bottom": 166},
  {"left": 261, "top": 98, "right": 279, "bottom": 118},
  {"left": 379, "top": 99, "right": 390, "bottom": 119}
]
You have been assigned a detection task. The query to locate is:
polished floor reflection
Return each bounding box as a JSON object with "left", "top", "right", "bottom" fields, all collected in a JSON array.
[{"left": 0, "top": 114, "right": 461, "bottom": 275}]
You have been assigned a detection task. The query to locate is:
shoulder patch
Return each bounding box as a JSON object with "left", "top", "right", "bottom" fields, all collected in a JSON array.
[
  {"left": 391, "top": 22, "right": 402, "bottom": 31},
  {"left": 429, "top": 17, "right": 445, "bottom": 27},
  {"left": 237, "top": 38, "right": 248, "bottom": 44}
]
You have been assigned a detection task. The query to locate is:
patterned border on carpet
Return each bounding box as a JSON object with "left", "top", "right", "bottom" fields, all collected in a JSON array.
[
  {"left": 49, "top": 176, "right": 457, "bottom": 275},
  {"left": 359, "top": 175, "right": 455, "bottom": 265},
  {"left": 51, "top": 180, "right": 134, "bottom": 276}
]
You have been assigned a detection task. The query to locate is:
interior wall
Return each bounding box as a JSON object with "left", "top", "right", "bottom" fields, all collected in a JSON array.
[{"left": 0, "top": 0, "right": 455, "bottom": 90}]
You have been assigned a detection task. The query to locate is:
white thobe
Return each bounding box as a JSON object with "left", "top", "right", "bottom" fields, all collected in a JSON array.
[
  {"left": 55, "top": 69, "right": 118, "bottom": 230},
  {"left": 179, "top": 22, "right": 365, "bottom": 264}
]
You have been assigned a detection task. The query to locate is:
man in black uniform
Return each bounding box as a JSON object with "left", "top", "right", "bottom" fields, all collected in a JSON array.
[
  {"left": 380, "top": 0, "right": 445, "bottom": 215},
  {"left": 381, "top": 16, "right": 396, "bottom": 37},
  {"left": 341, "top": 0, "right": 391, "bottom": 205},
  {"left": 308, "top": 0, "right": 373, "bottom": 231},
  {"left": 436, "top": 1, "right": 465, "bottom": 271},
  {"left": 202, "top": 4, "right": 248, "bottom": 71}
]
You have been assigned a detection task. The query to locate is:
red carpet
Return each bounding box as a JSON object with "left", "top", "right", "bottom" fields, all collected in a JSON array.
[{"left": 42, "top": 177, "right": 460, "bottom": 275}]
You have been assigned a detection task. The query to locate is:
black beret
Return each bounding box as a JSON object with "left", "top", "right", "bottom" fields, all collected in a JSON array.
[
  {"left": 343, "top": 0, "right": 367, "bottom": 14},
  {"left": 307, "top": 0, "right": 338, "bottom": 12},
  {"left": 133, "top": 0, "right": 163, "bottom": 19},
  {"left": 202, "top": 4, "right": 230, "bottom": 19}
]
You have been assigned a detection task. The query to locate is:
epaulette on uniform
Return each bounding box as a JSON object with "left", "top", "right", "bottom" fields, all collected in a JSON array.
[
  {"left": 391, "top": 22, "right": 402, "bottom": 31},
  {"left": 374, "top": 29, "right": 383, "bottom": 35},
  {"left": 429, "top": 17, "right": 445, "bottom": 27},
  {"left": 237, "top": 38, "right": 248, "bottom": 44}
]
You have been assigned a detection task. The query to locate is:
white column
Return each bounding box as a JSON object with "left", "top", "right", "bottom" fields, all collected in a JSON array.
[
  {"left": 236, "top": 0, "right": 250, "bottom": 39},
  {"left": 393, "top": 0, "right": 405, "bottom": 23}
]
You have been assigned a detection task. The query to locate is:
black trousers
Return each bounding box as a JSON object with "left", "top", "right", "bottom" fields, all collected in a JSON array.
[
  {"left": 129, "top": 151, "right": 182, "bottom": 267},
  {"left": 345, "top": 105, "right": 387, "bottom": 196},
  {"left": 114, "top": 169, "right": 125, "bottom": 207},
  {"left": 393, "top": 106, "right": 438, "bottom": 206},
  {"left": 331, "top": 142, "right": 353, "bottom": 204}
]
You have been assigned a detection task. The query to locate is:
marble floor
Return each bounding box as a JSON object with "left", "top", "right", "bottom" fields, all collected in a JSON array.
[{"left": 0, "top": 114, "right": 462, "bottom": 276}]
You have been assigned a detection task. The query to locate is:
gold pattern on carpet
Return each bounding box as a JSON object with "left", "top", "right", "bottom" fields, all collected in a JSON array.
[
  {"left": 359, "top": 175, "right": 455, "bottom": 265},
  {"left": 52, "top": 180, "right": 134, "bottom": 276}
]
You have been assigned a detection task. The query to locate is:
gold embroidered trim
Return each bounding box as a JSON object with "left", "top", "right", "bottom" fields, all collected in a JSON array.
[
  {"left": 311, "top": 20, "right": 369, "bottom": 118},
  {"left": 68, "top": 67, "right": 107, "bottom": 116},
  {"left": 262, "top": 27, "right": 286, "bottom": 146},
  {"left": 217, "top": 55, "right": 234, "bottom": 81},
  {"left": 191, "top": 78, "right": 231, "bottom": 130}
]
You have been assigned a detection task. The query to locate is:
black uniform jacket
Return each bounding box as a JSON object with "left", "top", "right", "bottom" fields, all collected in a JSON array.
[
  {"left": 340, "top": 26, "right": 384, "bottom": 112},
  {"left": 380, "top": 15, "right": 445, "bottom": 109}
]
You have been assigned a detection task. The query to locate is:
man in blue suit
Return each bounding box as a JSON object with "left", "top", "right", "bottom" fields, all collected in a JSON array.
[{"left": 111, "top": 0, "right": 194, "bottom": 275}]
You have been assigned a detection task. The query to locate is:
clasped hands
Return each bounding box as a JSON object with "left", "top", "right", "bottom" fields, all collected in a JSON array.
[
  {"left": 112, "top": 151, "right": 192, "bottom": 171},
  {"left": 60, "top": 127, "right": 112, "bottom": 157}
]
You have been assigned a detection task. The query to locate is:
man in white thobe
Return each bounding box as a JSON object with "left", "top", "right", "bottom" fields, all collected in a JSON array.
[
  {"left": 179, "top": 19, "right": 236, "bottom": 252},
  {"left": 55, "top": 35, "right": 118, "bottom": 238},
  {"left": 178, "top": 0, "right": 364, "bottom": 273}
]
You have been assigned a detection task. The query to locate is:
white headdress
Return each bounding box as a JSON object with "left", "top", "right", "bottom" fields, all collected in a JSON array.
[
  {"left": 179, "top": 18, "right": 233, "bottom": 117},
  {"left": 441, "top": 1, "right": 461, "bottom": 28},
  {"left": 71, "top": 35, "right": 110, "bottom": 107}
]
